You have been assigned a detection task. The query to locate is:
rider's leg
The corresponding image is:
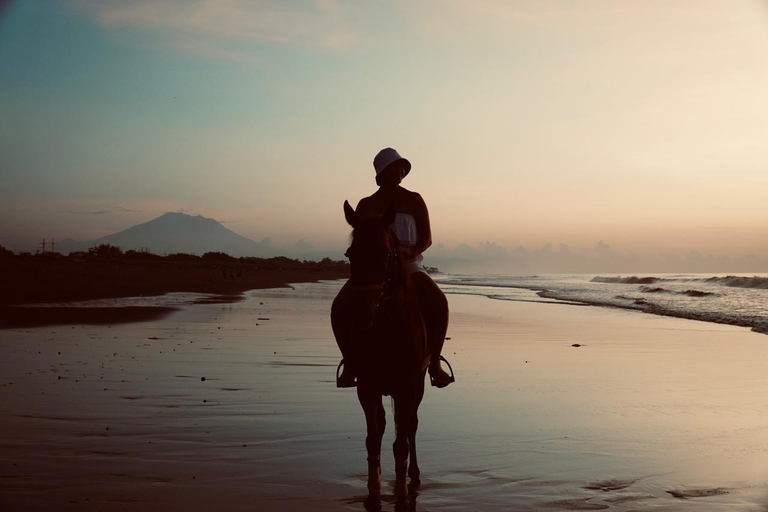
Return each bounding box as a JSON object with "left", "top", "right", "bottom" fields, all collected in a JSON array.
[
  {"left": 331, "top": 280, "right": 357, "bottom": 386},
  {"left": 410, "top": 272, "right": 452, "bottom": 387}
]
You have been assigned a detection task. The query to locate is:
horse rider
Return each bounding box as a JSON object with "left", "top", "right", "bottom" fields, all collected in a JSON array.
[{"left": 331, "top": 147, "right": 453, "bottom": 389}]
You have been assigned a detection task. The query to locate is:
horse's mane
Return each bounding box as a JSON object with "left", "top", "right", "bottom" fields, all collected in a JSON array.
[
  {"left": 350, "top": 221, "right": 412, "bottom": 294},
  {"left": 343, "top": 200, "right": 414, "bottom": 296}
]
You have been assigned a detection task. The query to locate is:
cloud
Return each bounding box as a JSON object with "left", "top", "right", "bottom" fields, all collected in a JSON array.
[
  {"left": 65, "top": 209, "right": 111, "bottom": 215},
  {"left": 400, "top": 0, "right": 741, "bottom": 37},
  {"left": 64, "top": 206, "right": 143, "bottom": 215},
  {"left": 69, "top": 0, "right": 359, "bottom": 63},
  {"left": 426, "top": 240, "right": 768, "bottom": 274},
  {"left": 293, "top": 239, "right": 313, "bottom": 251},
  {"left": 165, "top": 37, "right": 263, "bottom": 66},
  {"left": 479, "top": 240, "right": 507, "bottom": 259}
]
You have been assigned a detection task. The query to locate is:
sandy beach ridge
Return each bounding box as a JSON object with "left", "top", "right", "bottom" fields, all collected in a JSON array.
[{"left": 0, "top": 249, "right": 349, "bottom": 328}]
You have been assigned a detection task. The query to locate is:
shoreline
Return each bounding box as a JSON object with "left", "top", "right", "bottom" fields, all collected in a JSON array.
[
  {"left": 1, "top": 258, "right": 349, "bottom": 306},
  {"left": 0, "top": 306, "right": 181, "bottom": 329},
  {"left": 437, "top": 273, "right": 768, "bottom": 337},
  {"left": 536, "top": 288, "right": 768, "bottom": 336},
  {"left": 0, "top": 256, "right": 348, "bottom": 328}
]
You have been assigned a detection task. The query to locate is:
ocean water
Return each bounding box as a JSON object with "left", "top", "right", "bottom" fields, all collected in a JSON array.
[{"left": 436, "top": 273, "right": 768, "bottom": 335}]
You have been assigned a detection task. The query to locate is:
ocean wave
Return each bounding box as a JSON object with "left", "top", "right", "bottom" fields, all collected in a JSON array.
[
  {"left": 442, "top": 273, "right": 767, "bottom": 337},
  {"left": 437, "top": 279, "right": 547, "bottom": 291},
  {"left": 702, "top": 276, "right": 768, "bottom": 290},
  {"left": 638, "top": 286, "right": 668, "bottom": 293},
  {"left": 593, "top": 275, "right": 768, "bottom": 289},
  {"left": 613, "top": 294, "right": 651, "bottom": 306},
  {"left": 540, "top": 289, "right": 766, "bottom": 335},
  {"left": 591, "top": 276, "right": 659, "bottom": 284},
  {"left": 638, "top": 286, "right": 716, "bottom": 297},
  {"left": 682, "top": 289, "right": 716, "bottom": 297}
]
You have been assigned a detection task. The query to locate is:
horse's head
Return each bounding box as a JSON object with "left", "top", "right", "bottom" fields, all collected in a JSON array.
[{"left": 343, "top": 200, "right": 401, "bottom": 328}]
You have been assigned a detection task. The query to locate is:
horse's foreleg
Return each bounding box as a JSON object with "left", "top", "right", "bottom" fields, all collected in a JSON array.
[
  {"left": 407, "top": 421, "right": 419, "bottom": 488},
  {"left": 367, "top": 398, "right": 386, "bottom": 497},
  {"left": 393, "top": 390, "right": 416, "bottom": 499},
  {"left": 408, "top": 371, "right": 427, "bottom": 486},
  {"left": 358, "top": 385, "right": 383, "bottom": 496}
]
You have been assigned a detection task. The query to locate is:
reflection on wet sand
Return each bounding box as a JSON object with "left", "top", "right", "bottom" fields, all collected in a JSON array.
[
  {"left": 346, "top": 470, "right": 741, "bottom": 511},
  {"left": 0, "top": 282, "right": 767, "bottom": 511},
  {"left": 345, "top": 481, "right": 419, "bottom": 512},
  {"left": 0, "top": 305, "right": 179, "bottom": 328}
]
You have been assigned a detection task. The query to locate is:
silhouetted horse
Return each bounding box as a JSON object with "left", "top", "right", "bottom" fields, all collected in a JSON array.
[{"left": 338, "top": 200, "right": 430, "bottom": 504}]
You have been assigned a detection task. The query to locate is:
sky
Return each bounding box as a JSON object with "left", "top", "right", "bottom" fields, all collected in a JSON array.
[{"left": 2, "top": 0, "right": 768, "bottom": 270}]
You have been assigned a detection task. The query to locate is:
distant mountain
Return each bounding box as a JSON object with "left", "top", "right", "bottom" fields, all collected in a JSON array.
[{"left": 58, "top": 212, "right": 277, "bottom": 257}]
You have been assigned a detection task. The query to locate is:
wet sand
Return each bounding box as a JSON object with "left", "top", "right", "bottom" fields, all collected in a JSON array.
[{"left": 1, "top": 281, "right": 767, "bottom": 511}]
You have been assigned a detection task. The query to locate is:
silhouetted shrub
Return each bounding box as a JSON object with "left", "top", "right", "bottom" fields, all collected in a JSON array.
[
  {"left": 34, "top": 251, "right": 64, "bottom": 260},
  {"left": 88, "top": 244, "right": 123, "bottom": 259},
  {"left": 124, "top": 249, "right": 161, "bottom": 260},
  {"left": 0, "top": 245, "right": 15, "bottom": 259},
  {"left": 166, "top": 253, "right": 201, "bottom": 261},
  {"left": 202, "top": 251, "right": 235, "bottom": 261}
]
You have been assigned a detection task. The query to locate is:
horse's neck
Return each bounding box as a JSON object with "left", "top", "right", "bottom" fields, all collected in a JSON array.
[
  {"left": 385, "top": 255, "right": 413, "bottom": 305},
  {"left": 386, "top": 236, "right": 409, "bottom": 292}
]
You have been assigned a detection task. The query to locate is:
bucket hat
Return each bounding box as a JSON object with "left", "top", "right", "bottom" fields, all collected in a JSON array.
[{"left": 373, "top": 148, "right": 411, "bottom": 182}]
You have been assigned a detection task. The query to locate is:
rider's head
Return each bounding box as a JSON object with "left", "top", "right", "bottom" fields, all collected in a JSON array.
[{"left": 373, "top": 148, "right": 410, "bottom": 187}]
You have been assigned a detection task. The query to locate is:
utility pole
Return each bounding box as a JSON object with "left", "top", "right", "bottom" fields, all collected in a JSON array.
[
  {"left": 50, "top": 238, "right": 58, "bottom": 253},
  {"left": 39, "top": 238, "right": 47, "bottom": 253}
]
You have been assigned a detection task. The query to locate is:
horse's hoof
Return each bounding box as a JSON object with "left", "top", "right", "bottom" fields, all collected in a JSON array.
[
  {"left": 367, "top": 464, "right": 381, "bottom": 496},
  {"left": 364, "top": 494, "right": 382, "bottom": 512},
  {"left": 394, "top": 472, "right": 409, "bottom": 499},
  {"left": 407, "top": 467, "right": 421, "bottom": 487},
  {"left": 367, "top": 478, "right": 381, "bottom": 496}
]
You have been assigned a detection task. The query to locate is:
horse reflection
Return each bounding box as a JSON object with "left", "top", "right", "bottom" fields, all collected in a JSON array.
[
  {"left": 335, "top": 200, "right": 430, "bottom": 504},
  {"left": 363, "top": 485, "right": 419, "bottom": 512}
]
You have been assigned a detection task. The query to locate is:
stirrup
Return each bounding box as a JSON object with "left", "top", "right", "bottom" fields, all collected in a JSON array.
[
  {"left": 429, "top": 355, "right": 455, "bottom": 388},
  {"left": 336, "top": 359, "right": 357, "bottom": 388}
]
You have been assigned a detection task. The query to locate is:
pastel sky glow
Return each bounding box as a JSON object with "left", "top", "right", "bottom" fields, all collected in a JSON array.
[{"left": 2, "top": 0, "right": 768, "bottom": 265}]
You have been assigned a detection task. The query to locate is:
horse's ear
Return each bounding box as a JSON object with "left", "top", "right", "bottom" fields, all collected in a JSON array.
[
  {"left": 380, "top": 202, "right": 396, "bottom": 227},
  {"left": 343, "top": 200, "right": 359, "bottom": 228}
]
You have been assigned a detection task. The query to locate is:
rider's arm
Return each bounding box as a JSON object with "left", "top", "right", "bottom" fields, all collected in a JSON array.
[{"left": 411, "top": 192, "right": 432, "bottom": 257}]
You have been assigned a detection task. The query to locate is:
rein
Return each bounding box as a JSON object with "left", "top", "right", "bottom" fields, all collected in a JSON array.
[
  {"left": 373, "top": 240, "right": 403, "bottom": 314},
  {"left": 348, "top": 233, "right": 403, "bottom": 315}
]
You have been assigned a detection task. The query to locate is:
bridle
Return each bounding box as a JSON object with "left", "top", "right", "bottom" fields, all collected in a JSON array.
[{"left": 347, "top": 233, "right": 402, "bottom": 315}]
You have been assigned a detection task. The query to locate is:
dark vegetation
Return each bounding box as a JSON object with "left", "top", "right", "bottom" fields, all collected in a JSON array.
[{"left": 0, "top": 244, "right": 349, "bottom": 305}]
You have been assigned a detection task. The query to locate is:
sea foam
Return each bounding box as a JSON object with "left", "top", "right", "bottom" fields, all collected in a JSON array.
[{"left": 439, "top": 273, "right": 768, "bottom": 336}]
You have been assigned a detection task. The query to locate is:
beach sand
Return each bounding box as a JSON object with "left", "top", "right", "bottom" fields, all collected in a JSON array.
[{"left": 1, "top": 281, "right": 767, "bottom": 511}]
